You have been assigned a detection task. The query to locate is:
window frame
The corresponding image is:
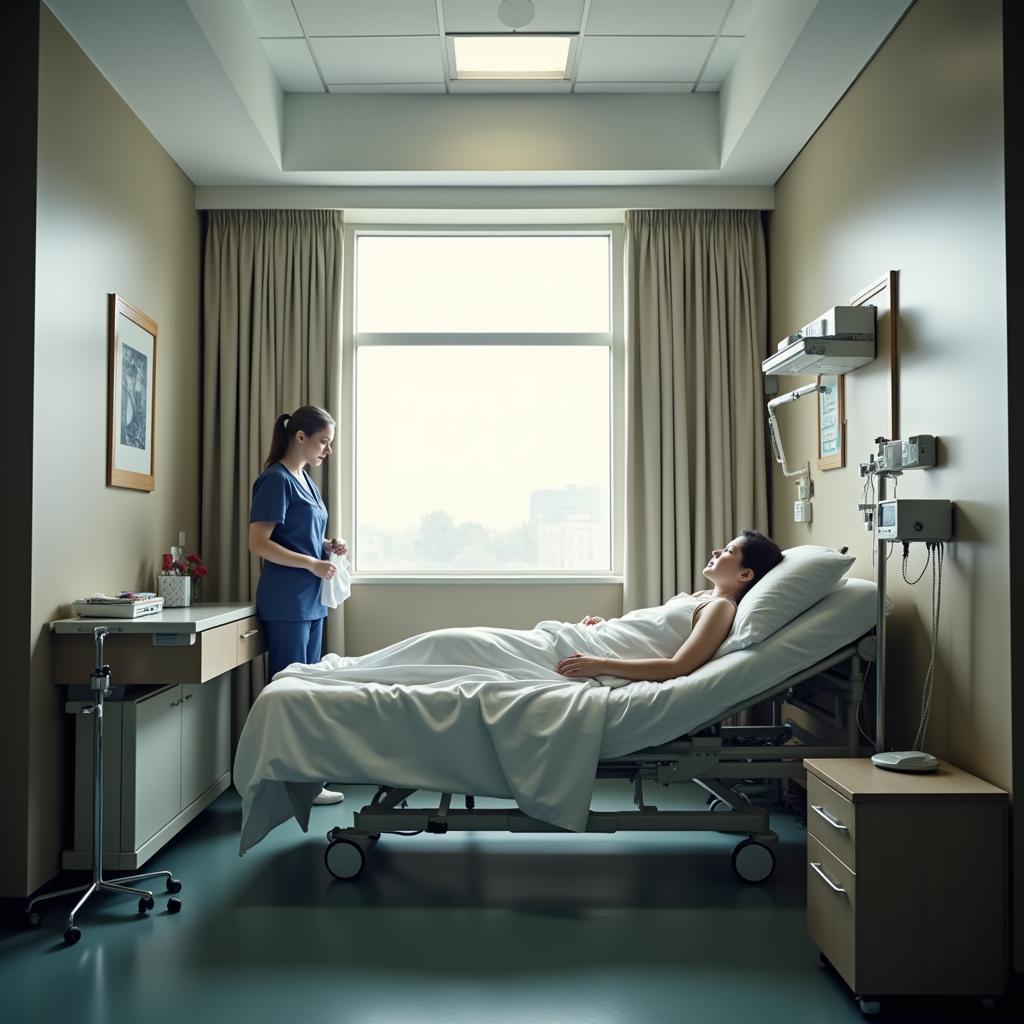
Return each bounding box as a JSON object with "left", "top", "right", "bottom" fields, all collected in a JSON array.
[{"left": 342, "top": 224, "right": 624, "bottom": 582}]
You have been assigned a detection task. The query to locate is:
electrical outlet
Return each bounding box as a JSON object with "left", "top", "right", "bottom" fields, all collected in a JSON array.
[{"left": 794, "top": 500, "right": 812, "bottom": 523}]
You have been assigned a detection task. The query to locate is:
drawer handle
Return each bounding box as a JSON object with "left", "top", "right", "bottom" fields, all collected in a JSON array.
[
  {"left": 240, "top": 629, "right": 260, "bottom": 639},
  {"left": 811, "top": 804, "right": 848, "bottom": 831},
  {"left": 810, "top": 861, "right": 847, "bottom": 894}
]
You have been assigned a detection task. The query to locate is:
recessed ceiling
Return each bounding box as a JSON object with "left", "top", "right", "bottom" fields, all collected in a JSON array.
[
  {"left": 42, "top": 0, "right": 913, "bottom": 197},
  {"left": 245, "top": 0, "right": 756, "bottom": 95}
]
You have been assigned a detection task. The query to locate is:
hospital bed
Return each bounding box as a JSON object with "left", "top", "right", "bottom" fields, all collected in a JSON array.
[{"left": 235, "top": 578, "right": 878, "bottom": 884}]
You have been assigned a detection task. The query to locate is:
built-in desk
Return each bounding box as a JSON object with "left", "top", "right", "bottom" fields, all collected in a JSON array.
[{"left": 51, "top": 604, "right": 266, "bottom": 869}]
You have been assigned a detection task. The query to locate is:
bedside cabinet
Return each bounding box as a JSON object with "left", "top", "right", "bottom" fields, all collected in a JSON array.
[{"left": 803, "top": 758, "right": 1007, "bottom": 1014}]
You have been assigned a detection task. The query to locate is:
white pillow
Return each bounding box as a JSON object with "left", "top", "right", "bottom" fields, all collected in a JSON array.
[{"left": 715, "top": 544, "right": 855, "bottom": 656}]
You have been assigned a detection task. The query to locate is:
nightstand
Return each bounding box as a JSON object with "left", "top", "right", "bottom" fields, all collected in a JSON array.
[{"left": 803, "top": 757, "right": 1007, "bottom": 1015}]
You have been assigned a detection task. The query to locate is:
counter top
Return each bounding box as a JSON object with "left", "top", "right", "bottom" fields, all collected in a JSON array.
[{"left": 51, "top": 602, "right": 257, "bottom": 635}]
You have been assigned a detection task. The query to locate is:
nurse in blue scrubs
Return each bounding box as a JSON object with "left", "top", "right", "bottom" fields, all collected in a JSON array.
[{"left": 249, "top": 404, "right": 347, "bottom": 806}]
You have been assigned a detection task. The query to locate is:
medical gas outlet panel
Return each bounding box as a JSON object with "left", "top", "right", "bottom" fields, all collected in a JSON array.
[{"left": 876, "top": 499, "right": 952, "bottom": 542}]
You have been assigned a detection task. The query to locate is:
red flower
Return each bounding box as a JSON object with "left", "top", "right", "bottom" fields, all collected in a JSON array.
[{"left": 162, "top": 553, "right": 173, "bottom": 572}]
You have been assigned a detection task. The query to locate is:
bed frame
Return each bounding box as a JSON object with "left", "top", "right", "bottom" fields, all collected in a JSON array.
[{"left": 322, "top": 634, "right": 876, "bottom": 883}]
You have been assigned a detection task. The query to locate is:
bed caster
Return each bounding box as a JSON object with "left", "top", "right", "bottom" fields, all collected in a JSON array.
[
  {"left": 857, "top": 997, "right": 881, "bottom": 1016},
  {"left": 64, "top": 926, "right": 82, "bottom": 945},
  {"left": 708, "top": 799, "right": 730, "bottom": 813},
  {"left": 25, "top": 910, "right": 41, "bottom": 929},
  {"left": 138, "top": 894, "right": 155, "bottom": 914},
  {"left": 731, "top": 839, "right": 775, "bottom": 883},
  {"left": 167, "top": 897, "right": 182, "bottom": 914},
  {"left": 166, "top": 877, "right": 182, "bottom": 894},
  {"left": 325, "top": 838, "right": 366, "bottom": 880}
]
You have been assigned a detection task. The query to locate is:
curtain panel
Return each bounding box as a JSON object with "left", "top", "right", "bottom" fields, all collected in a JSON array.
[
  {"left": 624, "top": 209, "right": 769, "bottom": 610},
  {"left": 200, "top": 209, "right": 344, "bottom": 738}
]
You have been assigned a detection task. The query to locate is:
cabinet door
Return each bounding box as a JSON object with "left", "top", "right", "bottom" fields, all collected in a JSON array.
[
  {"left": 125, "top": 685, "right": 182, "bottom": 849},
  {"left": 180, "top": 675, "right": 230, "bottom": 808}
]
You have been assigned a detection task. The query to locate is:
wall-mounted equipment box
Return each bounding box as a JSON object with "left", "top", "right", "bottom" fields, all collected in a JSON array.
[
  {"left": 762, "top": 305, "right": 876, "bottom": 377},
  {"left": 876, "top": 499, "right": 952, "bottom": 542}
]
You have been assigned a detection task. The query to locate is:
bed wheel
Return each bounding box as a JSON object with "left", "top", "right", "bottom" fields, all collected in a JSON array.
[
  {"left": 731, "top": 839, "right": 775, "bottom": 883},
  {"left": 325, "top": 838, "right": 366, "bottom": 880},
  {"left": 708, "top": 798, "right": 729, "bottom": 813}
]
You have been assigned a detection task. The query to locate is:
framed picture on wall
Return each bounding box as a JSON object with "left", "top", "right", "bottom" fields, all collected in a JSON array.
[
  {"left": 817, "top": 374, "right": 845, "bottom": 470},
  {"left": 107, "top": 294, "right": 158, "bottom": 491}
]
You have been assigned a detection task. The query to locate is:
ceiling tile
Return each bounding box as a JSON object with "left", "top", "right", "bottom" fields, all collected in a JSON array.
[
  {"left": 262, "top": 39, "right": 323, "bottom": 92},
  {"left": 586, "top": 0, "right": 731, "bottom": 36},
  {"left": 701, "top": 36, "right": 742, "bottom": 81},
  {"left": 312, "top": 36, "right": 446, "bottom": 83},
  {"left": 245, "top": 0, "right": 304, "bottom": 38},
  {"left": 574, "top": 81, "right": 694, "bottom": 93},
  {"left": 721, "top": 0, "right": 761, "bottom": 36},
  {"left": 577, "top": 36, "right": 711, "bottom": 82},
  {"left": 442, "top": 0, "right": 584, "bottom": 33},
  {"left": 295, "top": 0, "right": 438, "bottom": 37}
]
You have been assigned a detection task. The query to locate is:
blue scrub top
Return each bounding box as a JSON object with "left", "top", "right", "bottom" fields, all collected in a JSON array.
[{"left": 250, "top": 462, "right": 329, "bottom": 621}]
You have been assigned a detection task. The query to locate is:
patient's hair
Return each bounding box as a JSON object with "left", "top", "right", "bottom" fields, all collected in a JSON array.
[
  {"left": 737, "top": 529, "right": 784, "bottom": 600},
  {"left": 263, "top": 405, "right": 336, "bottom": 468}
]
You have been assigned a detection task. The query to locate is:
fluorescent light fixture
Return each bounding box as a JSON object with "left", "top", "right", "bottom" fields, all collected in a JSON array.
[{"left": 452, "top": 35, "right": 571, "bottom": 80}]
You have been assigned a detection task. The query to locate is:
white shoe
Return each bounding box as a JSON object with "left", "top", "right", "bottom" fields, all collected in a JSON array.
[{"left": 313, "top": 786, "right": 345, "bottom": 806}]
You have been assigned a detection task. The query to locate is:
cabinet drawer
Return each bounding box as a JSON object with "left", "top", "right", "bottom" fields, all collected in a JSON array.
[
  {"left": 236, "top": 616, "right": 266, "bottom": 663},
  {"left": 807, "top": 774, "right": 857, "bottom": 870},
  {"left": 807, "top": 834, "right": 857, "bottom": 990}
]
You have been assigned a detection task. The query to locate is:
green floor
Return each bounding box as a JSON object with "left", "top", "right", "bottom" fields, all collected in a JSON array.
[{"left": 0, "top": 782, "right": 1014, "bottom": 1024}]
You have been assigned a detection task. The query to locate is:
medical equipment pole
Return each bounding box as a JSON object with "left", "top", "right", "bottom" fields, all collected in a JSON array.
[
  {"left": 875, "top": 472, "right": 887, "bottom": 753},
  {"left": 25, "top": 626, "right": 182, "bottom": 943}
]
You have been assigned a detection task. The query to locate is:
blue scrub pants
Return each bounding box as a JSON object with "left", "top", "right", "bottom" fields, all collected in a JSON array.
[{"left": 262, "top": 618, "right": 324, "bottom": 681}]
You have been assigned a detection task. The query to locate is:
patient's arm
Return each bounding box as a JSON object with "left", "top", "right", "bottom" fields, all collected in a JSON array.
[{"left": 556, "top": 598, "right": 736, "bottom": 682}]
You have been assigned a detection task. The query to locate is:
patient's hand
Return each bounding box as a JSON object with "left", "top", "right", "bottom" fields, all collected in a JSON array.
[
  {"left": 580, "top": 615, "right": 604, "bottom": 626},
  {"left": 556, "top": 653, "right": 609, "bottom": 677}
]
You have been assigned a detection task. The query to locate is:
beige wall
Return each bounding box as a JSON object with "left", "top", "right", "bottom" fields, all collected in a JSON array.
[
  {"left": 768, "top": 0, "right": 1016, "bottom": 959},
  {"left": 3, "top": 7, "right": 201, "bottom": 897}
]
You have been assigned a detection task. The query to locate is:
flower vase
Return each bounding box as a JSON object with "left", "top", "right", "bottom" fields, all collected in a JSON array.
[
  {"left": 191, "top": 578, "right": 203, "bottom": 604},
  {"left": 158, "top": 574, "right": 191, "bottom": 608}
]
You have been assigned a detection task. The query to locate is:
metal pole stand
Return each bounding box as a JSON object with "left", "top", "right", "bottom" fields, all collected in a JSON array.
[{"left": 25, "top": 626, "right": 183, "bottom": 944}]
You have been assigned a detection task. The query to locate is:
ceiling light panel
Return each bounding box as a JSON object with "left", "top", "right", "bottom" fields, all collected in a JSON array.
[
  {"left": 442, "top": 0, "right": 584, "bottom": 33},
  {"left": 312, "top": 36, "right": 445, "bottom": 83},
  {"left": 262, "top": 38, "right": 324, "bottom": 92},
  {"left": 453, "top": 36, "right": 572, "bottom": 80},
  {"left": 294, "top": 0, "right": 438, "bottom": 37},
  {"left": 586, "top": 0, "right": 732, "bottom": 36},
  {"left": 245, "top": 0, "right": 304, "bottom": 37},
  {"left": 576, "top": 36, "right": 711, "bottom": 83}
]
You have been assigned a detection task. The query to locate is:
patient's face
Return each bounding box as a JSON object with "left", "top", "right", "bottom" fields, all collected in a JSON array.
[{"left": 702, "top": 536, "right": 747, "bottom": 585}]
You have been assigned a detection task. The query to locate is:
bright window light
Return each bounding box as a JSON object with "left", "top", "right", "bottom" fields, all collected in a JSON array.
[{"left": 453, "top": 35, "right": 571, "bottom": 80}]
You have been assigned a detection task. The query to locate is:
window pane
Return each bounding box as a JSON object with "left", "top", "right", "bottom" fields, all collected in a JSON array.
[
  {"left": 356, "top": 235, "right": 610, "bottom": 333},
  {"left": 356, "top": 346, "right": 610, "bottom": 572}
]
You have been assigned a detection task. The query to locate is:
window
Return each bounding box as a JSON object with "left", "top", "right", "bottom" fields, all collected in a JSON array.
[{"left": 348, "top": 230, "right": 621, "bottom": 575}]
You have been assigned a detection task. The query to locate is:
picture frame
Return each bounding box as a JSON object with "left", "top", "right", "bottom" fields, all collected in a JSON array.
[
  {"left": 817, "top": 373, "right": 845, "bottom": 470},
  {"left": 107, "top": 294, "right": 158, "bottom": 491}
]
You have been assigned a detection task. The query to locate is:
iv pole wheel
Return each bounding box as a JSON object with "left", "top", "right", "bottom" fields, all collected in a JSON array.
[
  {"left": 25, "top": 910, "right": 41, "bottom": 928},
  {"left": 167, "top": 897, "right": 182, "bottom": 914},
  {"left": 138, "top": 894, "right": 155, "bottom": 914},
  {"left": 166, "top": 877, "right": 182, "bottom": 894},
  {"left": 63, "top": 926, "right": 82, "bottom": 945}
]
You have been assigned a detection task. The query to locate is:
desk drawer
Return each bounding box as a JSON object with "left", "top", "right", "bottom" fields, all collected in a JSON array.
[
  {"left": 807, "top": 834, "right": 857, "bottom": 990},
  {"left": 807, "top": 774, "right": 857, "bottom": 870},
  {"left": 236, "top": 616, "right": 266, "bottom": 664}
]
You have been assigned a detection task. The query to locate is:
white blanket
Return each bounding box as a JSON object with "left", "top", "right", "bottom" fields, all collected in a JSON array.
[{"left": 235, "top": 597, "right": 702, "bottom": 852}]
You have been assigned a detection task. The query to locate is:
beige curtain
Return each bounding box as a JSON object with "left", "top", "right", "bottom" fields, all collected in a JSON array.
[
  {"left": 200, "top": 209, "right": 344, "bottom": 742},
  {"left": 624, "top": 209, "right": 769, "bottom": 611}
]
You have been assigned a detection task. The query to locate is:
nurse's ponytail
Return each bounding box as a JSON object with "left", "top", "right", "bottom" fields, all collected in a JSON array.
[{"left": 263, "top": 406, "right": 336, "bottom": 469}]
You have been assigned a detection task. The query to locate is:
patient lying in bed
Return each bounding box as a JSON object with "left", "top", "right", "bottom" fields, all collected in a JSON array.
[{"left": 278, "top": 530, "right": 783, "bottom": 690}]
